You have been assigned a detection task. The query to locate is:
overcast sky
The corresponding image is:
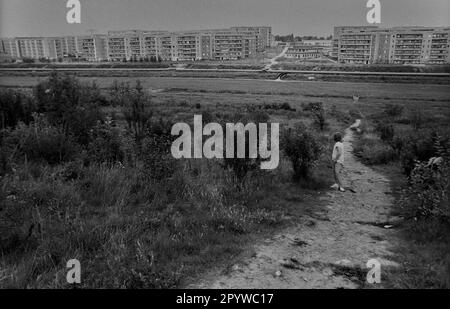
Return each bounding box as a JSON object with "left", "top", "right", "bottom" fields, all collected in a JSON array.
[{"left": 0, "top": 0, "right": 449, "bottom": 37}]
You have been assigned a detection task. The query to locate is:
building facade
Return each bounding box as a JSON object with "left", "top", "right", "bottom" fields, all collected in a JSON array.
[
  {"left": 0, "top": 26, "right": 269, "bottom": 62},
  {"left": 77, "top": 35, "right": 107, "bottom": 61},
  {"left": 230, "top": 26, "right": 272, "bottom": 52},
  {"left": 104, "top": 28, "right": 259, "bottom": 62},
  {"left": 285, "top": 44, "right": 322, "bottom": 59},
  {"left": 334, "top": 26, "right": 450, "bottom": 65},
  {"left": 1, "top": 38, "right": 21, "bottom": 59}
]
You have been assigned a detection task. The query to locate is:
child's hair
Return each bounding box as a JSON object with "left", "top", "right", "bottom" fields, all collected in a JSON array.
[{"left": 334, "top": 132, "right": 343, "bottom": 142}]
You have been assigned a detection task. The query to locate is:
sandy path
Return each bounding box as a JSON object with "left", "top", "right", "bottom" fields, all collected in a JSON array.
[
  {"left": 190, "top": 122, "right": 400, "bottom": 289},
  {"left": 264, "top": 46, "right": 290, "bottom": 71}
]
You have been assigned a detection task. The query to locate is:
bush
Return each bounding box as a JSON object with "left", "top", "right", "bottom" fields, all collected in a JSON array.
[
  {"left": 282, "top": 124, "right": 322, "bottom": 181},
  {"left": 330, "top": 105, "right": 352, "bottom": 124},
  {"left": 5, "top": 114, "right": 79, "bottom": 165},
  {"left": 302, "top": 102, "right": 327, "bottom": 131},
  {"left": 88, "top": 120, "right": 125, "bottom": 164},
  {"left": 220, "top": 112, "right": 266, "bottom": 184},
  {"left": 393, "top": 129, "right": 438, "bottom": 176},
  {"left": 312, "top": 103, "right": 327, "bottom": 131},
  {"left": 0, "top": 171, "right": 82, "bottom": 257},
  {"left": 383, "top": 104, "right": 404, "bottom": 119},
  {"left": 34, "top": 72, "right": 103, "bottom": 145},
  {"left": 141, "top": 130, "right": 176, "bottom": 181},
  {"left": 120, "top": 80, "right": 153, "bottom": 143},
  {"left": 354, "top": 138, "right": 397, "bottom": 165},
  {"left": 262, "top": 103, "right": 296, "bottom": 112},
  {"left": 409, "top": 107, "right": 424, "bottom": 130},
  {"left": 400, "top": 156, "right": 449, "bottom": 220},
  {"left": 0, "top": 90, "right": 36, "bottom": 129},
  {"left": 375, "top": 122, "right": 395, "bottom": 142}
]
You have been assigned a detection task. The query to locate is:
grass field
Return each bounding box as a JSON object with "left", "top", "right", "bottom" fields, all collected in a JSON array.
[{"left": 0, "top": 71, "right": 449, "bottom": 288}]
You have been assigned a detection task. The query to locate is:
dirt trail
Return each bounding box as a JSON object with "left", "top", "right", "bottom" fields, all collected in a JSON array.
[
  {"left": 264, "top": 46, "right": 290, "bottom": 71},
  {"left": 191, "top": 122, "right": 400, "bottom": 289}
]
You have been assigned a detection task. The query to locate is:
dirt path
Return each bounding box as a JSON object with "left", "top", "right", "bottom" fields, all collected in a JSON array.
[
  {"left": 190, "top": 122, "right": 400, "bottom": 289},
  {"left": 264, "top": 46, "right": 290, "bottom": 71}
]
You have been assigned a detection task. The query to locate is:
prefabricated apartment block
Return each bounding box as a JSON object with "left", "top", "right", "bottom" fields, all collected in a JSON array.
[
  {"left": 333, "top": 26, "right": 450, "bottom": 65},
  {"left": 285, "top": 44, "right": 323, "bottom": 59},
  {"left": 0, "top": 26, "right": 271, "bottom": 62}
]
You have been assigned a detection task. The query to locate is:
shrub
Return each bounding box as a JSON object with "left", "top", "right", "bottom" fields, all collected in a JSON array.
[
  {"left": 282, "top": 124, "right": 322, "bottom": 181},
  {"left": 400, "top": 156, "right": 449, "bottom": 220},
  {"left": 330, "top": 105, "right": 351, "bottom": 124},
  {"left": 141, "top": 130, "right": 176, "bottom": 181},
  {"left": 121, "top": 80, "right": 153, "bottom": 143},
  {"left": 109, "top": 80, "right": 130, "bottom": 107},
  {"left": 393, "top": 129, "right": 438, "bottom": 176},
  {"left": 302, "top": 102, "right": 327, "bottom": 130},
  {"left": 375, "top": 122, "right": 395, "bottom": 142},
  {"left": 220, "top": 113, "right": 265, "bottom": 184},
  {"left": 409, "top": 107, "right": 424, "bottom": 130},
  {"left": 34, "top": 72, "right": 103, "bottom": 145},
  {"left": 349, "top": 108, "right": 363, "bottom": 120},
  {"left": 263, "top": 103, "right": 296, "bottom": 112},
  {"left": 383, "top": 103, "right": 404, "bottom": 119},
  {"left": 0, "top": 171, "right": 82, "bottom": 257},
  {"left": 88, "top": 120, "right": 125, "bottom": 164},
  {"left": 354, "top": 138, "right": 397, "bottom": 165},
  {"left": 0, "top": 90, "right": 36, "bottom": 129},
  {"left": 6, "top": 114, "right": 79, "bottom": 165},
  {"left": 311, "top": 102, "right": 327, "bottom": 131}
]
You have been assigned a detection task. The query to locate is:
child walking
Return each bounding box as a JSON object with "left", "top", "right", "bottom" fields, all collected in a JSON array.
[{"left": 331, "top": 132, "right": 346, "bottom": 192}]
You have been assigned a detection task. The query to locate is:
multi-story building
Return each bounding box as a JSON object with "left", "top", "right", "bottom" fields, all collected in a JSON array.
[
  {"left": 429, "top": 31, "right": 449, "bottom": 64},
  {"left": 106, "top": 30, "right": 142, "bottom": 61},
  {"left": 15, "top": 37, "right": 49, "bottom": 60},
  {"left": 105, "top": 28, "right": 259, "bottom": 62},
  {"left": 211, "top": 30, "right": 256, "bottom": 60},
  {"left": 334, "top": 26, "right": 450, "bottom": 65},
  {"left": 1, "top": 38, "right": 21, "bottom": 59},
  {"left": 231, "top": 26, "right": 272, "bottom": 52},
  {"left": 0, "top": 26, "right": 268, "bottom": 62},
  {"left": 285, "top": 44, "right": 322, "bottom": 59},
  {"left": 175, "top": 32, "right": 199, "bottom": 61},
  {"left": 47, "top": 36, "right": 78, "bottom": 59},
  {"left": 141, "top": 31, "right": 169, "bottom": 60},
  {"left": 391, "top": 27, "right": 450, "bottom": 64},
  {"left": 332, "top": 26, "right": 378, "bottom": 60},
  {"left": 77, "top": 35, "right": 107, "bottom": 61}
]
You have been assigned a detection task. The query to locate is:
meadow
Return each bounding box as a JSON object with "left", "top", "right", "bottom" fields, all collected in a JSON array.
[{"left": 0, "top": 71, "right": 449, "bottom": 288}]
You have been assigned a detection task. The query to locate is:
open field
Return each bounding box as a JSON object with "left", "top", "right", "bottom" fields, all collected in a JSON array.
[
  {"left": 1, "top": 74, "right": 449, "bottom": 112},
  {"left": 0, "top": 71, "right": 449, "bottom": 288},
  {"left": 1, "top": 74, "right": 449, "bottom": 98}
]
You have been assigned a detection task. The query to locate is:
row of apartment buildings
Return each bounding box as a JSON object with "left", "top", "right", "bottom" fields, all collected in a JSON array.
[
  {"left": 0, "top": 26, "right": 272, "bottom": 62},
  {"left": 332, "top": 26, "right": 450, "bottom": 65},
  {"left": 284, "top": 40, "right": 332, "bottom": 59}
]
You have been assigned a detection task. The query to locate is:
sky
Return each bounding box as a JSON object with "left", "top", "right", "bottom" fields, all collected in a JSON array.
[{"left": 0, "top": 0, "right": 449, "bottom": 37}]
